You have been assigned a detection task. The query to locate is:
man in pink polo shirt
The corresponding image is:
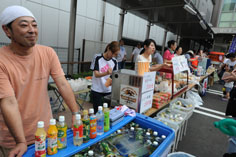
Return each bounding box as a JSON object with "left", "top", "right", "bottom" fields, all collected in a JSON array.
[{"left": 0, "top": 6, "right": 79, "bottom": 156}]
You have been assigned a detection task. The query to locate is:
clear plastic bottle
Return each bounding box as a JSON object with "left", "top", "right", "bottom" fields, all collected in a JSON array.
[
  {"left": 96, "top": 106, "right": 104, "bottom": 135},
  {"left": 73, "top": 114, "right": 83, "bottom": 146},
  {"left": 82, "top": 110, "right": 90, "bottom": 143},
  {"left": 143, "top": 132, "right": 151, "bottom": 144},
  {"left": 57, "top": 116, "right": 67, "bottom": 149},
  {"left": 88, "top": 150, "right": 95, "bottom": 157},
  {"left": 129, "top": 127, "right": 135, "bottom": 140},
  {"left": 150, "top": 141, "right": 158, "bottom": 153},
  {"left": 35, "top": 121, "right": 46, "bottom": 157},
  {"left": 47, "top": 119, "right": 58, "bottom": 155},
  {"left": 152, "top": 131, "right": 158, "bottom": 141},
  {"left": 89, "top": 108, "right": 97, "bottom": 139},
  {"left": 103, "top": 103, "right": 110, "bottom": 132}
]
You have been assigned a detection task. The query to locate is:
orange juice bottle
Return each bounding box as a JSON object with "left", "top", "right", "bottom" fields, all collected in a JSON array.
[
  {"left": 47, "top": 119, "right": 58, "bottom": 155},
  {"left": 89, "top": 108, "right": 97, "bottom": 139},
  {"left": 35, "top": 121, "right": 46, "bottom": 157}
]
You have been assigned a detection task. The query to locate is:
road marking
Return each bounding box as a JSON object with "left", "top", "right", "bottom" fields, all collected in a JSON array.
[
  {"left": 193, "top": 109, "right": 225, "bottom": 120},
  {"left": 208, "top": 89, "right": 223, "bottom": 94},
  {"left": 206, "top": 90, "right": 223, "bottom": 96},
  {"left": 196, "top": 106, "right": 225, "bottom": 116}
]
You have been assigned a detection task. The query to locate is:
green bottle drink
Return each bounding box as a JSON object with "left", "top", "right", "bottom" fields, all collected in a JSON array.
[
  {"left": 103, "top": 103, "right": 110, "bottom": 132},
  {"left": 82, "top": 110, "right": 90, "bottom": 143}
]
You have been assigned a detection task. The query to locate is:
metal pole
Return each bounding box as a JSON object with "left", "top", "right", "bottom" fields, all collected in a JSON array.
[
  {"left": 117, "top": 9, "right": 126, "bottom": 41},
  {"left": 67, "top": 0, "right": 77, "bottom": 75},
  {"left": 100, "top": 1, "right": 106, "bottom": 41},
  {"left": 161, "top": 30, "right": 168, "bottom": 55},
  {"left": 146, "top": 21, "right": 151, "bottom": 39}
]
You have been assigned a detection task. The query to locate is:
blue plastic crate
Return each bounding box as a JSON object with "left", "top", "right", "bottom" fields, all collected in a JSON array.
[{"left": 23, "top": 113, "right": 174, "bottom": 157}]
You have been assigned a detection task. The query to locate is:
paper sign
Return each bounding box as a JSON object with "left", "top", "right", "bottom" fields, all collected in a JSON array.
[
  {"left": 141, "top": 71, "right": 156, "bottom": 93},
  {"left": 120, "top": 84, "right": 139, "bottom": 111},
  {"left": 172, "top": 56, "right": 189, "bottom": 74},
  {"left": 139, "top": 90, "right": 153, "bottom": 113}
]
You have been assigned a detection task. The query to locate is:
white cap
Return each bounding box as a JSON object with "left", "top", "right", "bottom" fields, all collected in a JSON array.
[
  {"left": 153, "top": 141, "right": 158, "bottom": 146},
  {"left": 117, "top": 130, "right": 121, "bottom": 134},
  {"left": 59, "top": 116, "right": 65, "bottom": 122},
  {"left": 89, "top": 108, "right": 94, "bottom": 114},
  {"left": 153, "top": 131, "right": 158, "bottom": 136},
  {"left": 50, "top": 119, "right": 56, "bottom": 125},
  {"left": 146, "top": 132, "right": 150, "bottom": 136},
  {"left": 130, "top": 127, "right": 134, "bottom": 131},
  {"left": 88, "top": 150, "right": 94, "bottom": 156},
  {"left": 0, "top": 5, "right": 36, "bottom": 26},
  {"left": 103, "top": 103, "right": 108, "bottom": 108},
  {"left": 37, "top": 121, "right": 44, "bottom": 128},
  {"left": 162, "top": 135, "right": 166, "bottom": 139},
  {"left": 98, "top": 106, "right": 103, "bottom": 111},
  {"left": 75, "top": 114, "right": 81, "bottom": 120}
]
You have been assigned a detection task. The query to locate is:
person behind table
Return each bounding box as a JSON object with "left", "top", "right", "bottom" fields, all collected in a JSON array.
[
  {"left": 184, "top": 50, "right": 198, "bottom": 72},
  {"left": 163, "top": 40, "right": 177, "bottom": 64},
  {"left": 131, "top": 43, "right": 142, "bottom": 70},
  {"left": 90, "top": 41, "right": 120, "bottom": 113},
  {"left": 218, "top": 53, "right": 229, "bottom": 84},
  {"left": 135, "top": 39, "right": 167, "bottom": 72},
  {"left": 0, "top": 5, "right": 79, "bottom": 157},
  {"left": 174, "top": 46, "right": 183, "bottom": 57},
  {"left": 222, "top": 68, "right": 234, "bottom": 101},
  {"left": 117, "top": 39, "right": 127, "bottom": 69}
]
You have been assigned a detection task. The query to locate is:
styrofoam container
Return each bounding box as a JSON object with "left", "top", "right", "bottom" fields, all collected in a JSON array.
[{"left": 167, "top": 151, "right": 196, "bottom": 157}]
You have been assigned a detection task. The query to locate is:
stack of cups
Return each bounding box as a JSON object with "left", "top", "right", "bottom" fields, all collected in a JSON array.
[{"left": 138, "top": 61, "right": 149, "bottom": 75}]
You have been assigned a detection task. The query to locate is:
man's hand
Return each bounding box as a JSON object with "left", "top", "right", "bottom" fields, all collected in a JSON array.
[
  {"left": 107, "top": 67, "right": 112, "bottom": 75},
  {"left": 71, "top": 114, "right": 76, "bottom": 128},
  {"left": 8, "top": 142, "right": 27, "bottom": 157}
]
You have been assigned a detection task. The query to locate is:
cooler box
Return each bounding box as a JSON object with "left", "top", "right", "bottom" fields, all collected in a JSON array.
[
  {"left": 23, "top": 113, "right": 175, "bottom": 157},
  {"left": 208, "top": 51, "right": 224, "bottom": 64}
]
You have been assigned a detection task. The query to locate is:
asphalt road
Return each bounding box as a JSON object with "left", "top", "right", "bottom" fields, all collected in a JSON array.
[{"left": 176, "top": 82, "right": 229, "bottom": 157}]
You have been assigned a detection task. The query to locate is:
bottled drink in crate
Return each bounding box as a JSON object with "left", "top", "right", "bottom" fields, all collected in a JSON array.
[
  {"left": 101, "top": 142, "right": 115, "bottom": 157},
  {"left": 152, "top": 131, "right": 158, "bottom": 141},
  {"left": 89, "top": 108, "right": 97, "bottom": 139},
  {"left": 103, "top": 103, "right": 110, "bottom": 132},
  {"left": 82, "top": 110, "right": 90, "bottom": 143},
  {"left": 73, "top": 114, "right": 83, "bottom": 146},
  {"left": 35, "top": 121, "right": 46, "bottom": 157},
  {"left": 149, "top": 141, "right": 158, "bottom": 153},
  {"left": 96, "top": 106, "right": 104, "bottom": 135},
  {"left": 57, "top": 116, "right": 67, "bottom": 149},
  {"left": 47, "top": 119, "right": 58, "bottom": 155},
  {"left": 129, "top": 127, "right": 135, "bottom": 140}
]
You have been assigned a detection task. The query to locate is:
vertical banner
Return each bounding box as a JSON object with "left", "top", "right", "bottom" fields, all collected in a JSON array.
[{"left": 229, "top": 36, "right": 236, "bottom": 53}]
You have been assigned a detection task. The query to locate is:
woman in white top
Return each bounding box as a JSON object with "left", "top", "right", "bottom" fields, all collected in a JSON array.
[{"left": 135, "top": 39, "right": 167, "bottom": 72}]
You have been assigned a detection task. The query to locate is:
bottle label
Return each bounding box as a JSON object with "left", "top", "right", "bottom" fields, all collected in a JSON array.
[
  {"left": 90, "top": 117, "right": 97, "bottom": 136},
  {"left": 35, "top": 135, "right": 46, "bottom": 156},
  {"left": 73, "top": 125, "right": 83, "bottom": 138},
  {"left": 47, "top": 133, "right": 57, "bottom": 154},
  {"left": 83, "top": 120, "right": 90, "bottom": 142},
  {"left": 104, "top": 112, "right": 110, "bottom": 131},
  {"left": 97, "top": 118, "right": 104, "bottom": 131},
  {"left": 57, "top": 126, "right": 67, "bottom": 149}
]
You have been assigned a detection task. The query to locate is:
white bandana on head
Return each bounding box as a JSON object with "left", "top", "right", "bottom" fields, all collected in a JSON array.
[{"left": 0, "top": 5, "right": 36, "bottom": 26}]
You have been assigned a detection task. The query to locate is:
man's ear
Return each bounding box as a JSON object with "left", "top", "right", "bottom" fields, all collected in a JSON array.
[{"left": 2, "top": 25, "right": 11, "bottom": 39}]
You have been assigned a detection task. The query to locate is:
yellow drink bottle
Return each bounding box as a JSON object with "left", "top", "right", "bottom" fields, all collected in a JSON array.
[
  {"left": 47, "top": 119, "right": 58, "bottom": 155},
  {"left": 57, "top": 116, "right": 67, "bottom": 149}
]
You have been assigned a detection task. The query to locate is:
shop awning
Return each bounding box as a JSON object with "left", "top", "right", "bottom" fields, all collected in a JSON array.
[{"left": 105, "top": 0, "right": 214, "bottom": 39}]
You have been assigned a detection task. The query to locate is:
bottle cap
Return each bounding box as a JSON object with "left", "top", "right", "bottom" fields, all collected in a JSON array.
[
  {"left": 75, "top": 114, "right": 81, "bottom": 120},
  {"left": 50, "top": 119, "right": 56, "bottom": 125},
  {"left": 130, "top": 127, "right": 134, "bottom": 131},
  {"left": 146, "top": 132, "right": 150, "bottom": 136},
  {"left": 103, "top": 103, "right": 108, "bottom": 108},
  {"left": 98, "top": 106, "right": 103, "bottom": 111},
  {"left": 59, "top": 116, "right": 65, "bottom": 122},
  {"left": 153, "top": 131, "right": 158, "bottom": 136},
  {"left": 89, "top": 108, "right": 94, "bottom": 114},
  {"left": 83, "top": 110, "right": 88, "bottom": 115},
  {"left": 153, "top": 141, "right": 158, "bottom": 146},
  {"left": 162, "top": 135, "right": 166, "bottom": 139},
  {"left": 88, "top": 150, "right": 94, "bottom": 156},
  {"left": 37, "top": 121, "right": 44, "bottom": 128},
  {"left": 117, "top": 130, "right": 121, "bottom": 134}
]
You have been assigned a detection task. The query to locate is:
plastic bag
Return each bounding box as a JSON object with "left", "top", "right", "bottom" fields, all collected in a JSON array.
[{"left": 186, "top": 90, "right": 203, "bottom": 107}]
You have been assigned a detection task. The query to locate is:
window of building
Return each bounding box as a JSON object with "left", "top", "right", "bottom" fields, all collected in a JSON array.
[
  {"left": 220, "top": 12, "right": 234, "bottom": 21},
  {"left": 219, "top": 22, "right": 231, "bottom": 27},
  {"left": 222, "top": 0, "right": 236, "bottom": 11}
]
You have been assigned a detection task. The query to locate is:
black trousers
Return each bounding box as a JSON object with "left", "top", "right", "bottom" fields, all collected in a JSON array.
[
  {"left": 225, "top": 87, "right": 236, "bottom": 117},
  {"left": 91, "top": 90, "right": 111, "bottom": 113}
]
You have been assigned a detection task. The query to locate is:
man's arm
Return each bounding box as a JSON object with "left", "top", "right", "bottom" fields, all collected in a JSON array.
[
  {"left": 0, "top": 96, "right": 27, "bottom": 157},
  {"left": 54, "top": 76, "right": 79, "bottom": 114}
]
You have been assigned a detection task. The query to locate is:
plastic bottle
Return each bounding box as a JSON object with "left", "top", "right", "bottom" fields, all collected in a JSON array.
[
  {"left": 152, "top": 131, "right": 158, "bottom": 141},
  {"left": 35, "top": 121, "right": 46, "bottom": 157},
  {"left": 82, "top": 110, "right": 90, "bottom": 143},
  {"left": 101, "top": 142, "right": 115, "bottom": 156},
  {"left": 73, "top": 114, "right": 83, "bottom": 146},
  {"left": 96, "top": 106, "right": 104, "bottom": 135},
  {"left": 88, "top": 150, "right": 95, "bottom": 157},
  {"left": 103, "top": 103, "right": 110, "bottom": 132},
  {"left": 149, "top": 141, "right": 158, "bottom": 153},
  {"left": 214, "top": 118, "right": 236, "bottom": 136},
  {"left": 89, "top": 108, "right": 97, "bottom": 139},
  {"left": 47, "top": 119, "right": 58, "bottom": 155},
  {"left": 57, "top": 116, "right": 67, "bottom": 149},
  {"left": 129, "top": 127, "right": 135, "bottom": 140},
  {"left": 143, "top": 132, "right": 151, "bottom": 144}
]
